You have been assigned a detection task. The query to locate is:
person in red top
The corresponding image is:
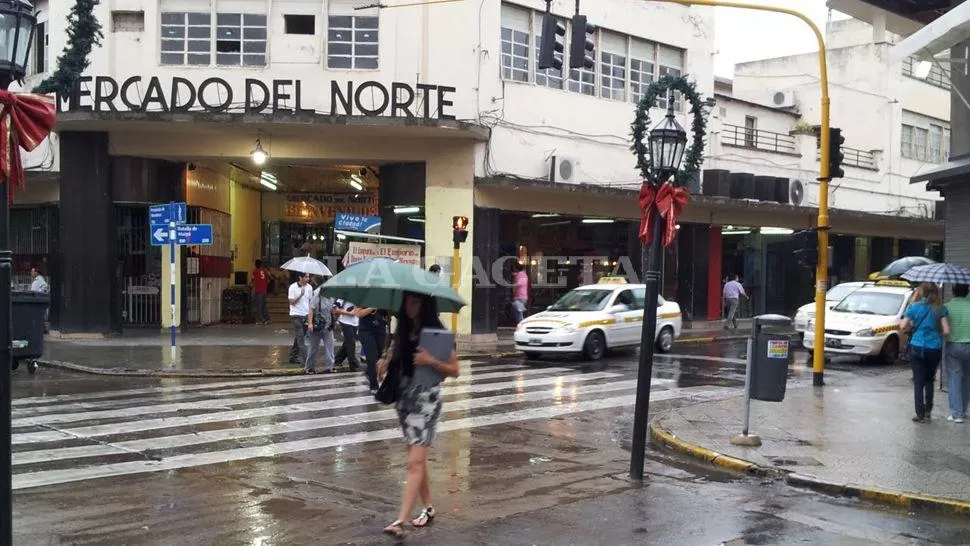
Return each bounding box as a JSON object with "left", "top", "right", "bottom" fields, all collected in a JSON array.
[{"left": 251, "top": 259, "right": 270, "bottom": 324}]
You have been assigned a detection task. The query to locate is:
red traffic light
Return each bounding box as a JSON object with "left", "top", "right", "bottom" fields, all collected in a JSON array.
[{"left": 453, "top": 216, "right": 469, "bottom": 231}]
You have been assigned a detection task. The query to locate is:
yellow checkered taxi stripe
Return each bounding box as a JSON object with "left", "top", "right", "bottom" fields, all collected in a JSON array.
[
  {"left": 579, "top": 319, "right": 617, "bottom": 328},
  {"left": 871, "top": 324, "right": 899, "bottom": 335}
]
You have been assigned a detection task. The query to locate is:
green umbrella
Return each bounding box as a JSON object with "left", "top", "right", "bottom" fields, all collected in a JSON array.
[{"left": 319, "top": 258, "right": 466, "bottom": 313}]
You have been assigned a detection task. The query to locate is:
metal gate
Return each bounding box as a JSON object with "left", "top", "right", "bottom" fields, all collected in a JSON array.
[{"left": 117, "top": 205, "right": 161, "bottom": 325}]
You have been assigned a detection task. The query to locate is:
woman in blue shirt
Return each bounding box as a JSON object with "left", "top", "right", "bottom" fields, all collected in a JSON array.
[{"left": 901, "top": 283, "right": 951, "bottom": 422}]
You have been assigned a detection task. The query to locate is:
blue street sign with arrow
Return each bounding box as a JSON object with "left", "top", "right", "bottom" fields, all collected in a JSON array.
[{"left": 176, "top": 224, "right": 213, "bottom": 245}]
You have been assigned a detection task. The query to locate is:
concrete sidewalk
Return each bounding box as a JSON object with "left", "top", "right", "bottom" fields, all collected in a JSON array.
[
  {"left": 651, "top": 369, "right": 970, "bottom": 514},
  {"left": 35, "top": 322, "right": 756, "bottom": 377}
]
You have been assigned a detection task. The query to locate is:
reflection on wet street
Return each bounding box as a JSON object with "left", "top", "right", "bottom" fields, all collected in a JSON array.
[{"left": 11, "top": 341, "right": 970, "bottom": 544}]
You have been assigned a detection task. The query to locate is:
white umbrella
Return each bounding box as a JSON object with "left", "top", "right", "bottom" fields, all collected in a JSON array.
[{"left": 281, "top": 256, "right": 333, "bottom": 277}]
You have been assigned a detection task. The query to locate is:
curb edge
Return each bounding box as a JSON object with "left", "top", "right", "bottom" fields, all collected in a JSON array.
[{"left": 649, "top": 417, "right": 970, "bottom": 516}]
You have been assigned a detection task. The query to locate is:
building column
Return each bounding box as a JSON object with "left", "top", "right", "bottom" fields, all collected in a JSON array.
[
  {"left": 472, "top": 207, "right": 499, "bottom": 334},
  {"left": 424, "top": 143, "right": 475, "bottom": 334},
  {"left": 707, "top": 226, "right": 723, "bottom": 320},
  {"left": 59, "top": 131, "right": 114, "bottom": 334}
]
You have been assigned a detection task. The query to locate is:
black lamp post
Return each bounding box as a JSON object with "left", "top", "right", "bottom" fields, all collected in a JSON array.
[
  {"left": 629, "top": 96, "right": 688, "bottom": 481},
  {"left": 0, "top": 0, "right": 35, "bottom": 541}
]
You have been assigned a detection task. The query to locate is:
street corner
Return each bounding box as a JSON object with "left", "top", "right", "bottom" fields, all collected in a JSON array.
[{"left": 649, "top": 412, "right": 768, "bottom": 477}]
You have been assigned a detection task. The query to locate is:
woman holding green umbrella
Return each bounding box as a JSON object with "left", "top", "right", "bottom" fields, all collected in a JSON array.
[{"left": 378, "top": 292, "right": 459, "bottom": 538}]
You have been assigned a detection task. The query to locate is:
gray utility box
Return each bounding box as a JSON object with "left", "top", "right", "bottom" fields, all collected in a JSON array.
[{"left": 750, "top": 314, "right": 793, "bottom": 402}]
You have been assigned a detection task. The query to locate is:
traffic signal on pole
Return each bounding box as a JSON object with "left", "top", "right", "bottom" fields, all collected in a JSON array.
[
  {"left": 538, "top": 12, "right": 566, "bottom": 71},
  {"left": 569, "top": 14, "right": 595, "bottom": 70},
  {"left": 793, "top": 229, "right": 818, "bottom": 269},
  {"left": 829, "top": 127, "right": 845, "bottom": 179},
  {"left": 452, "top": 216, "right": 469, "bottom": 246}
]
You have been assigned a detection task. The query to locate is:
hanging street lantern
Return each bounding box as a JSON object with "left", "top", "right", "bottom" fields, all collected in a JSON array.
[
  {"left": 0, "top": 0, "right": 36, "bottom": 89},
  {"left": 648, "top": 102, "right": 688, "bottom": 175}
]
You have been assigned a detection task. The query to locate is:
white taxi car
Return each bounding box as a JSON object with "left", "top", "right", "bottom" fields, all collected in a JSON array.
[
  {"left": 802, "top": 282, "right": 914, "bottom": 365},
  {"left": 793, "top": 281, "right": 869, "bottom": 336},
  {"left": 514, "top": 278, "right": 683, "bottom": 361}
]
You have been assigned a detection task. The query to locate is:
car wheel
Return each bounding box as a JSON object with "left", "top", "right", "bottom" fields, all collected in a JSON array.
[
  {"left": 879, "top": 336, "right": 900, "bottom": 366},
  {"left": 582, "top": 331, "right": 606, "bottom": 361},
  {"left": 655, "top": 326, "right": 674, "bottom": 354},
  {"left": 524, "top": 352, "right": 541, "bottom": 361}
]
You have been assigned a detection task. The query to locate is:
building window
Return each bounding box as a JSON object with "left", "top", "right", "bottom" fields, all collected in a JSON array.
[
  {"left": 913, "top": 126, "right": 928, "bottom": 161},
  {"left": 533, "top": 15, "right": 564, "bottom": 89},
  {"left": 901, "top": 124, "right": 913, "bottom": 159},
  {"left": 33, "top": 20, "right": 46, "bottom": 74},
  {"left": 657, "top": 45, "right": 684, "bottom": 110},
  {"left": 215, "top": 13, "right": 267, "bottom": 66},
  {"left": 744, "top": 116, "right": 757, "bottom": 147},
  {"left": 630, "top": 39, "right": 655, "bottom": 104},
  {"left": 160, "top": 12, "right": 212, "bottom": 66},
  {"left": 929, "top": 124, "right": 943, "bottom": 163},
  {"left": 327, "top": 15, "right": 379, "bottom": 69},
  {"left": 599, "top": 31, "right": 626, "bottom": 101},
  {"left": 284, "top": 14, "right": 315, "bottom": 35},
  {"left": 500, "top": 4, "right": 530, "bottom": 82}
]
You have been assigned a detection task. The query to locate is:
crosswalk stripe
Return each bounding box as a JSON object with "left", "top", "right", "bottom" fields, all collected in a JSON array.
[
  {"left": 13, "top": 372, "right": 627, "bottom": 444},
  {"left": 12, "top": 358, "right": 512, "bottom": 407},
  {"left": 13, "top": 366, "right": 583, "bottom": 426},
  {"left": 12, "top": 379, "right": 649, "bottom": 466},
  {"left": 15, "top": 363, "right": 540, "bottom": 416},
  {"left": 12, "top": 385, "right": 738, "bottom": 491}
]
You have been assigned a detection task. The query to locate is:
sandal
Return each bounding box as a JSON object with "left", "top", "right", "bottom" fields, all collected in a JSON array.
[
  {"left": 383, "top": 520, "right": 406, "bottom": 538},
  {"left": 412, "top": 506, "right": 435, "bottom": 528}
]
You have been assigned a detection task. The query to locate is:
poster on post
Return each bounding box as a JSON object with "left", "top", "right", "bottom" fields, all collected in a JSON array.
[{"left": 344, "top": 242, "right": 422, "bottom": 267}]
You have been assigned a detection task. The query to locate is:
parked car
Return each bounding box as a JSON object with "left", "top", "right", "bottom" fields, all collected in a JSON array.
[
  {"left": 513, "top": 278, "right": 682, "bottom": 361},
  {"left": 793, "top": 281, "right": 869, "bottom": 336},
  {"left": 802, "top": 281, "right": 915, "bottom": 365}
]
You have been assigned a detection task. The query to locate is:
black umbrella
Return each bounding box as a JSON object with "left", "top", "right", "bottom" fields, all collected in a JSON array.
[{"left": 878, "top": 256, "right": 936, "bottom": 278}]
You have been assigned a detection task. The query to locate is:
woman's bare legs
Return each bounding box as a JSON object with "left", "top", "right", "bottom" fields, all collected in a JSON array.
[{"left": 396, "top": 445, "right": 427, "bottom": 523}]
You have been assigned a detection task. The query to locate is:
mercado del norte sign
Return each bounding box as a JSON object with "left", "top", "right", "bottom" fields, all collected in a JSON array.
[{"left": 59, "top": 76, "right": 458, "bottom": 120}]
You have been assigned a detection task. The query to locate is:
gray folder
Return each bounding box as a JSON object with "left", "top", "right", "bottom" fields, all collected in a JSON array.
[{"left": 413, "top": 328, "right": 455, "bottom": 388}]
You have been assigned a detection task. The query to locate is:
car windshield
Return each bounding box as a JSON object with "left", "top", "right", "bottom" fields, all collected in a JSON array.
[
  {"left": 832, "top": 291, "right": 905, "bottom": 316},
  {"left": 548, "top": 289, "right": 612, "bottom": 312},
  {"left": 826, "top": 283, "right": 861, "bottom": 302}
]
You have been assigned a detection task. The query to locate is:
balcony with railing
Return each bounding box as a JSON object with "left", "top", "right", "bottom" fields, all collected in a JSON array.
[
  {"left": 721, "top": 124, "right": 799, "bottom": 156},
  {"left": 814, "top": 145, "right": 878, "bottom": 171}
]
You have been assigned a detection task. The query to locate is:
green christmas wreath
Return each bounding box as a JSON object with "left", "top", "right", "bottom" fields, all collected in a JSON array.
[
  {"left": 33, "top": 0, "right": 103, "bottom": 95},
  {"left": 630, "top": 74, "right": 709, "bottom": 186}
]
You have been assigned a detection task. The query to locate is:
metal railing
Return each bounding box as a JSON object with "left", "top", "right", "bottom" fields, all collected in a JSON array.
[
  {"left": 721, "top": 124, "right": 798, "bottom": 155},
  {"left": 814, "top": 145, "right": 878, "bottom": 170},
  {"left": 902, "top": 56, "right": 950, "bottom": 91}
]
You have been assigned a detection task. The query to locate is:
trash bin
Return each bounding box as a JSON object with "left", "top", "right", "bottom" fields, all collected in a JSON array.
[
  {"left": 12, "top": 290, "right": 49, "bottom": 372},
  {"left": 750, "top": 314, "right": 793, "bottom": 402}
]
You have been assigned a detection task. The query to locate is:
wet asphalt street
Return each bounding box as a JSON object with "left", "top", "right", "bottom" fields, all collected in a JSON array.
[{"left": 10, "top": 340, "right": 970, "bottom": 545}]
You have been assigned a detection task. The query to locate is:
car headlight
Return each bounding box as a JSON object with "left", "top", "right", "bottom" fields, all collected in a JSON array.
[
  {"left": 557, "top": 324, "right": 578, "bottom": 333},
  {"left": 515, "top": 323, "right": 525, "bottom": 332},
  {"left": 855, "top": 328, "right": 874, "bottom": 337}
]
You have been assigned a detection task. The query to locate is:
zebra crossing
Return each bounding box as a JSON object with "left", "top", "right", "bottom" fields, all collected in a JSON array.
[{"left": 12, "top": 360, "right": 739, "bottom": 492}]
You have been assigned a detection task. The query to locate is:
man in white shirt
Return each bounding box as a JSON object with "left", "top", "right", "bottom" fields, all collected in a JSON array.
[
  {"left": 29, "top": 267, "right": 48, "bottom": 293},
  {"left": 288, "top": 273, "right": 312, "bottom": 365},
  {"left": 722, "top": 274, "right": 748, "bottom": 330},
  {"left": 333, "top": 298, "right": 361, "bottom": 372}
]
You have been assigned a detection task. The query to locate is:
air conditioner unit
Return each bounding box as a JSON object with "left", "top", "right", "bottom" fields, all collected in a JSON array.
[
  {"left": 549, "top": 155, "right": 579, "bottom": 183},
  {"left": 790, "top": 179, "right": 805, "bottom": 206},
  {"left": 771, "top": 90, "right": 796, "bottom": 108}
]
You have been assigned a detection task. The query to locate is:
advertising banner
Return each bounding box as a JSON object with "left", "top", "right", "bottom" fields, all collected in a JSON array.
[{"left": 344, "top": 242, "right": 422, "bottom": 266}]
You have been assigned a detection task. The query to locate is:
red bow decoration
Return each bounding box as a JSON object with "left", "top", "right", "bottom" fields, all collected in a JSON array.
[
  {"left": 638, "top": 179, "right": 690, "bottom": 247},
  {"left": 0, "top": 90, "right": 56, "bottom": 200}
]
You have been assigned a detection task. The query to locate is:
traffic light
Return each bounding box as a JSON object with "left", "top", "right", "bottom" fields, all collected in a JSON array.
[
  {"left": 828, "top": 127, "right": 845, "bottom": 179},
  {"left": 538, "top": 12, "right": 566, "bottom": 71},
  {"left": 452, "top": 215, "right": 469, "bottom": 246},
  {"left": 793, "top": 229, "right": 818, "bottom": 269},
  {"left": 569, "top": 14, "right": 595, "bottom": 70}
]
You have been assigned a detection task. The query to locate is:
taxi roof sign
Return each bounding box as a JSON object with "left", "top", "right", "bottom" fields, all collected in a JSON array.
[
  {"left": 597, "top": 276, "right": 628, "bottom": 284},
  {"left": 874, "top": 279, "right": 912, "bottom": 287}
]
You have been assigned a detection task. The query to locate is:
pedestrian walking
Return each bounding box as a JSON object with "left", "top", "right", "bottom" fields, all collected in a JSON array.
[
  {"left": 29, "top": 266, "right": 48, "bottom": 293},
  {"left": 251, "top": 259, "right": 270, "bottom": 324},
  {"left": 901, "top": 283, "right": 951, "bottom": 422},
  {"left": 511, "top": 261, "right": 529, "bottom": 324},
  {"left": 306, "top": 279, "right": 336, "bottom": 375},
  {"left": 378, "top": 292, "right": 459, "bottom": 539},
  {"left": 722, "top": 274, "right": 747, "bottom": 329},
  {"left": 287, "top": 273, "right": 312, "bottom": 365},
  {"left": 359, "top": 307, "right": 389, "bottom": 393},
  {"left": 945, "top": 283, "right": 970, "bottom": 423},
  {"left": 333, "top": 298, "right": 361, "bottom": 372}
]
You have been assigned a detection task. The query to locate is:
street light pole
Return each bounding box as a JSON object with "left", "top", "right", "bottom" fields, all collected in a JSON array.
[{"left": 639, "top": 0, "right": 831, "bottom": 386}]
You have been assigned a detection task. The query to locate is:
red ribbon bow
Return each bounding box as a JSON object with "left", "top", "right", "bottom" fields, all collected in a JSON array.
[
  {"left": 638, "top": 179, "right": 690, "bottom": 247},
  {"left": 0, "top": 90, "right": 56, "bottom": 200}
]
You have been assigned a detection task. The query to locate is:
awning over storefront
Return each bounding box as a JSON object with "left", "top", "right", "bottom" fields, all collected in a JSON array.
[
  {"left": 887, "top": 1, "right": 970, "bottom": 62},
  {"left": 475, "top": 177, "right": 944, "bottom": 242},
  {"left": 910, "top": 153, "right": 970, "bottom": 190}
]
